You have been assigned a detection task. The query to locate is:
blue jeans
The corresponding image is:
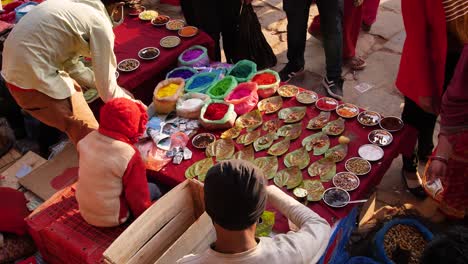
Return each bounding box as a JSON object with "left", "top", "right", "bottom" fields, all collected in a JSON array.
[{"left": 283, "top": 0, "right": 344, "bottom": 80}]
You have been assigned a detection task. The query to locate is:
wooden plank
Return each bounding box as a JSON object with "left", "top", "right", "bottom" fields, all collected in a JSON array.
[
  {"left": 155, "top": 212, "right": 216, "bottom": 264},
  {"left": 0, "top": 148, "right": 22, "bottom": 172},
  {"left": 103, "top": 180, "right": 195, "bottom": 264},
  {"left": 127, "top": 208, "right": 196, "bottom": 264},
  {"left": 0, "top": 151, "right": 46, "bottom": 190},
  {"left": 19, "top": 143, "right": 78, "bottom": 200},
  {"left": 189, "top": 179, "right": 205, "bottom": 219}
]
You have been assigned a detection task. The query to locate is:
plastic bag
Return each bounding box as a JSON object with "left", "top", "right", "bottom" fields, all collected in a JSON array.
[
  {"left": 178, "top": 45, "right": 210, "bottom": 68},
  {"left": 184, "top": 72, "right": 219, "bottom": 93},
  {"left": 249, "top": 69, "right": 280, "bottom": 98},
  {"left": 224, "top": 82, "right": 259, "bottom": 115},
  {"left": 227, "top": 60, "right": 257, "bottom": 83},
  {"left": 206, "top": 76, "right": 238, "bottom": 100},
  {"left": 232, "top": 4, "right": 277, "bottom": 70},
  {"left": 153, "top": 78, "right": 185, "bottom": 114},
  {"left": 166, "top": 66, "right": 198, "bottom": 80},
  {"left": 176, "top": 92, "right": 210, "bottom": 119},
  {"left": 199, "top": 100, "right": 237, "bottom": 130}
]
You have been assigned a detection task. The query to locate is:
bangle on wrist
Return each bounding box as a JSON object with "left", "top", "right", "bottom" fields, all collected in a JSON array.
[{"left": 430, "top": 155, "right": 448, "bottom": 165}]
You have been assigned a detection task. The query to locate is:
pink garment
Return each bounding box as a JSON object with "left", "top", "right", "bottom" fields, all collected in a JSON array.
[
  {"left": 362, "top": 0, "right": 380, "bottom": 26},
  {"left": 440, "top": 44, "right": 468, "bottom": 129}
]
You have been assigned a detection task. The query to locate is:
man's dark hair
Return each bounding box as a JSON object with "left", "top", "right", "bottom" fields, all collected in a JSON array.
[
  {"left": 204, "top": 160, "right": 267, "bottom": 231},
  {"left": 421, "top": 226, "right": 468, "bottom": 264}
]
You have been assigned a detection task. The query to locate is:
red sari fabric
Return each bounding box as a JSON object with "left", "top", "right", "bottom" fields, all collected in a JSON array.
[{"left": 396, "top": 0, "right": 447, "bottom": 113}]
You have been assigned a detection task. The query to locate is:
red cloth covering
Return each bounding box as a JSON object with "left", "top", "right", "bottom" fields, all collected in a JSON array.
[
  {"left": 109, "top": 16, "right": 215, "bottom": 104},
  {"left": 440, "top": 45, "right": 468, "bottom": 129},
  {"left": 396, "top": 0, "right": 447, "bottom": 113},
  {"left": 160, "top": 0, "right": 180, "bottom": 6},
  {"left": 0, "top": 187, "right": 29, "bottom": 235},
  {"left": 362, "top": 0, "right": 380, "bottom": 26},
  {"left": 149, "top": 91, "right": 410, "bottom": 233}
]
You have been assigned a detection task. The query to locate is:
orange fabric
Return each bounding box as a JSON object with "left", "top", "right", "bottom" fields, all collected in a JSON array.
[{"left": 7, "top": 83, "right": 98, "bottom": 145}]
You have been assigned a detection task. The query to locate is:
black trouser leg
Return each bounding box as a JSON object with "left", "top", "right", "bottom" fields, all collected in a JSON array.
[
  {"left": 283, "top": 0, "right": 313, "bottom": 69},
  {"left": 316, "top": 0, "right": 344, "bottom": 80},
  {"left": 401, "top": 96, "right": 437, "bottom": 171},
  {"left": 219, "top": 0, "right": 241, "bottom": 63}
]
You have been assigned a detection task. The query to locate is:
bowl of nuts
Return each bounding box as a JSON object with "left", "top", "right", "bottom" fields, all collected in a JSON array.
[
  {"left": 345, "top": 157, "right": 371, "bottom": 175},
  {"left": 333, "top": 172, "right": 360, "bottom": 191},
  {"left": 117, "top": 59, "right": 140, "bottom": 72}
]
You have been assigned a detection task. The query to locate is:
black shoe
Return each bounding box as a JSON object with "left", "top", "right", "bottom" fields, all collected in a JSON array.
[
  {"left": 401, "top": 169, "right": 427, "bottom": 199},
  {"left": 279, "top": 64, "right": 305, "bottom": 82},
  {"left": 322, "top": 77, "right": 343, "bottom": 100}
]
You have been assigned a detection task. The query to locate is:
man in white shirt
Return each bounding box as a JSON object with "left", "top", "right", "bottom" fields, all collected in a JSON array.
[
  {"left": 2, "top": 0, "right": 135, "bottom": 145},
  {"left": 178, "top": 160, "right": 331, "bottom": 264}
]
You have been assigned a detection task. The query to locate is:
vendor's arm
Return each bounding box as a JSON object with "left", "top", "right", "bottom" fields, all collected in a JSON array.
[
  {"left": 63, "top": 57, "right": 96, "bottom": 90},
  {"left": 89, "top": 15, "right": 132, "bottom": 102},
  {"left": 267, "top": 185, "right": 331, "bottom": 264},
  {"left": 122, "top": 151, "right": 152, "bottom": 218}
]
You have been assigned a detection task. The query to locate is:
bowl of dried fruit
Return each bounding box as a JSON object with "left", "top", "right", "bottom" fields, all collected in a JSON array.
[
  {"left": 117, "top": 58, "right": 140, "bottom": 72},
  {"left": 345, "top": 157, "right": 371, "bottom": 175},
  {"left": 333, "top": 172, "right": 360, "bottom": 191}
]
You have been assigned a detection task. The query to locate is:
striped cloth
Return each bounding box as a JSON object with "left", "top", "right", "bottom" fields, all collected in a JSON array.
[{"left": 442, "top": 0, "right": 468, "bottom": 22}]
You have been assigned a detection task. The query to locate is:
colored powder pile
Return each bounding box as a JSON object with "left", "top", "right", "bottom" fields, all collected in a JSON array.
[
  {"left": 189, "top": 76, "right": 214, "bottom": 90},
  {"left": 169, "top": 69, "right": 195, "bottom": 79},
  {"left": 182, "top": 49, "right": 204, "bottom": 61},
  {"left": 180, "top": 27, "right": 197, "bottom": 36},
  {"left": 252, "top": 73, "right": 276, "bottom": 85},
  {"left": 157, "top": 83, "right": 179, "bottom": 97},
  {"left": 230, "top": 65, "right": 251, "bottom": 78},
  {"left": 228, "top": 87, "right": 251, "bottom": 100},
  {"left": 204, "top": 103, "right": 229, "bottom": 120},
  {"left": 210, "top": 78, "right": 234, "bottom": 96}
]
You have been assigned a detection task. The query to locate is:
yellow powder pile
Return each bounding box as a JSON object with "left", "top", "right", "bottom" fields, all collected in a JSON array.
[{"left": 157, "top": 83, "right": 179, "bottom": 98}]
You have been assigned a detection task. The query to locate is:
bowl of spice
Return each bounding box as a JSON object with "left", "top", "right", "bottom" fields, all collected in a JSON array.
[
  {"left": 323, "top": 187, "right": 350, "bottom": 208},
  {"left": 296, "top": 90, "right": 318, "bottom": 105},
  {"left": 192, "top": 133, "right": 216, "bottom": 149},
  {"left": 249, "top": 70, "right": 280, "bottom": 98},
  {"left": 358, "top": 111, "right": 381, "bottom": 126},
  {"left": 166, "top": 66, "right": 198, "bottom": 80},
  {"left": 139, "top": 10, "right": 158, "bottom": 21},
  {"left": 368, "top": 129, "right": 393, "bottom": 147},
  {"left": 138, "top": 47, "right": 160, "bottom": 60},
  {"left": 379, "top": 116, "right": 404, "bottom": 132},
  {"left": 160, "top": 36, "right": 181, "bottom": 49},
  {"left": 333, "top": 172, "right": 360, "bottom": 191},
  {"left": 336, "top": 103, "right": 360, "bottom": 118},
  {"left": 316, "top": 97, "right": 339, "bottom": 111},
  {"left": 358, "top": 144, "right": 384, "bottom": 161},
  {"left": 166, "top": 19, "right": 185, "bottom": 31},
  {"left": 199, "top": 100, "right": 237, "bottom": 130},
  {"left": 151, "top": 15, "right": 170, "bottom": 26},
  {"left": 345, "top": 157, "right": 371, "bottom": 175},
  {"left": 277, "top": 85, "right": 299, "bottom": 98},
  {"left": 118, "top": 59, "right": 140, "bottom": 72},
  {"left": 178, "top": 26, "right": 199, "bottom": 38}
]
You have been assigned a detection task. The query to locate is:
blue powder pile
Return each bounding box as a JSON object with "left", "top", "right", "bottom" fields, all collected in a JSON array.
[
  {"left": 188, "top": 76, "right": 214, "bottom": 90},
  {"left": 168, "top": 69, "right": 196, "bottom": 80}
]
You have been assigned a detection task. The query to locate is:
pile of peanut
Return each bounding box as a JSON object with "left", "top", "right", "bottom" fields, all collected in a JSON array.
[{"left": 383, "top": 224, "right": 428, "bottom": 264}]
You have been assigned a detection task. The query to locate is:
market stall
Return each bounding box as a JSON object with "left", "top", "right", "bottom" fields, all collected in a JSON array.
[{"left": 143, "top": 63, "right": 412, "bottom": 233}]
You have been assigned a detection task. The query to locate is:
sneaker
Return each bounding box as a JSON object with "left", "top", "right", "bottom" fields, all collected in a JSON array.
[
  {"left": 322, "top": 77, "right": 344, "bottom": 100},
  {"left": 279, "top": 64, "right": 305, "bottom": 82}
]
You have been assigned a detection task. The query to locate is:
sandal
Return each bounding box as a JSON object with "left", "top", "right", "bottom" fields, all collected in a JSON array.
[
  {"left": 346, "top": 56, "right": 367, "bottom": 71},
  {"left": 401, "top": 169, "right": 427, "bottom": 199}
]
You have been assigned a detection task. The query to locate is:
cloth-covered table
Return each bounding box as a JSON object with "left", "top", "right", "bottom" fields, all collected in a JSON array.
[
  {"left": 98, "top": 16, "right": 214, "bottom": 105},
  {"left": 150, "top": 92, "right": 414, "bottom": 233}
]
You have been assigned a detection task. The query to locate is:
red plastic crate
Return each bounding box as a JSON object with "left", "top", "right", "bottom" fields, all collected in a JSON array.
[{"left": 26, "top": 186, "right": 128, "bottom": 264}]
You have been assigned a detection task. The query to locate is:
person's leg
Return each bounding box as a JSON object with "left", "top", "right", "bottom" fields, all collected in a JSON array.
[
  {"left": 219, "top": 0, "right": 241, "bottom": 63},
  {"left": 7, "top": 85, "right": 98, "bottom": 146},
  {"left": 148, "top": 182, "right": 162, "bottom": 201},
  {"left": 362, "top": 0, "right": 380, "bottom": 29},
  {"left": 342, "top": 0, "right": 367, "bottom": 71},
  {"left": 280, "top": 0, "right": 312, "bottom": 81},
  {"left": 317, "top": 0, "right": 344, "bottom": 99}
]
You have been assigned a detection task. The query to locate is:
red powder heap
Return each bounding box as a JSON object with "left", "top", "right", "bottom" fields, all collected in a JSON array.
[
  {"left": 252, "top": 73, "right": 276, "bottom": 85},
  {"left": 204, "top": 103, "right": 229, "bottom": 120}
]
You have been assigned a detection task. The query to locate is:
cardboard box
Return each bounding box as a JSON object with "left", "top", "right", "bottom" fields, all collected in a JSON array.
[
  {"left": 0, "top": 151, "right": 46, "bottom": 190},
  {"left": 103, "top": 179, "right": 215, "bottom": 264},
  {"left": 19, "top": 143, "right": 78, "bottom": 200}
]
